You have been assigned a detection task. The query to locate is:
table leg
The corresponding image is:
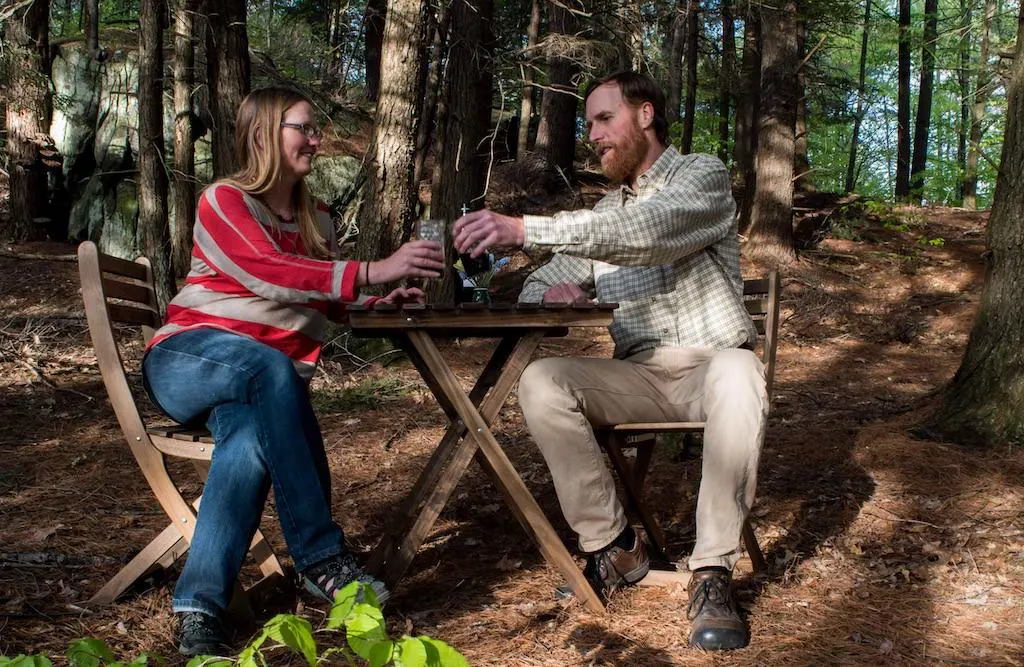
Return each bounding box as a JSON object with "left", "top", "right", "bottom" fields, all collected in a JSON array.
[
  {"left": 406, "top": 330, "right": 605, "bottom": 613},
  {"left": 369, "top": 336, "right": 519, "bottom": 577}
]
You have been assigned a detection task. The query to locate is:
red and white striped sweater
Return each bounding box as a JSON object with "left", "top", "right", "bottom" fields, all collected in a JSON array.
[{"left": 148, "top": 182, "right": 377, "bottom": 380}]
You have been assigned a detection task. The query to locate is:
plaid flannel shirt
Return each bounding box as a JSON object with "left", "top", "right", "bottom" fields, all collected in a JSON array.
[{"left": 519, "top": 147, "right": 757, "bottom": 359}]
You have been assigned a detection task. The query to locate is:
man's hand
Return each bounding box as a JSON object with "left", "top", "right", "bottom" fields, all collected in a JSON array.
[
  {"left": 452, "top": 209, "right": 525, "bottom": 258},
  {"left": 542, "top": 283, "right": 590, "bottom": 304},
  {"left": 368, "top": 240, "right": 445, "bottom": 285},
  {"left": 378, "top": 286, "right": 426, "bottom": 305}
]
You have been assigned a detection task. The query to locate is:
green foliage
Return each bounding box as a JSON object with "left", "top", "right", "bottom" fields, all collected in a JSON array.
[
  {"left": 312, "top": 376, "right": 413, "bottom": 412},
  {"left": 1, "top": 584, "right": 466, "bottom": 667}
]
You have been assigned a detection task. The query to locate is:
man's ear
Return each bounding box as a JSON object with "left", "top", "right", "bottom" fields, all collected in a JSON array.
[{"left": 638, "top": 102, "right": 654, "bottom": 130}]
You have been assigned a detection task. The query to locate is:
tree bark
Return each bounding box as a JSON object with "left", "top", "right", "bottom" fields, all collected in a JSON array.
[
  {"left": 364, "top": 0, "right": 387, "bottom": 102},
  {"left": 139, "top": 0, "right": 176, "bottom": 311},
  {"left": 680, "top": 0, "right": 699, "bottom": 154},
  {"left": 895, "top": 0, "right": 911, "bottom": 199},
  {"left": 734, "top": 3, "right": 760, "bottom": 231},
  {"left": 412, "top": 0, "right": 450, "bottom": 190},
  {"left": 535, "top": 0, "right": 579, "bottom": 175},
  {"left": 356, "top": 0, "right": 429, "bottom": 277},
  {"left": 719, "top": 0, "right": 736, "bottom": 164},
  {"left": 745, "top": 0, "right": 797, "bottom": 264},
  {"left": 516, "top": 0, "right": 542, "bottom": 158},
  {"left": 910, "top": 0, "right": 939, "bottom": 202},
  {"left": 666, "top": 2, "right": 686, "bottom": 129},
  {"left": 4, "top": 0, "right": 52, "bottom": 241},
  {"left": 83, "top": 0, "right": 99, "bottom": 53},
  {"left": 846, "top": 0, "right": 871, "bottom": 193},
  {"left": 206, "top": 0, "right": 250, "bottom": 177},
  {"left": 430, "top": 0, "right": 494, "bottom": 303},
  {"left": 964, "top": 0, "right": 994, "bottom": 210},
  {"left": 172, "top": 0, "right": 197, "bottom": 277},
  {"left": 925, "top": 4, "right": 1024, "bottom": 448}
]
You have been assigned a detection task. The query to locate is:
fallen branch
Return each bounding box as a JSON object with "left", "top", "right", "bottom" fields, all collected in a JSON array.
[
  {"left": 0, "top": 249, "right": 77, "bottom": 262},
  {"left": 18, "top": 360, "right": 95, "bottom": 401}
]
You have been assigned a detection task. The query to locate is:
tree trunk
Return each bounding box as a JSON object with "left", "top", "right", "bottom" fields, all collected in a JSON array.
[
  {"left": 964, "top": 0, "right": 994, "bottom": 210},
  {"left": 925, "top": 4, "right": 1024, "bottom": 448},
  {"left": 956, "top": 0, "right": 970, "bottom": 204},
  {"left": 430, "top": 0, "right": 494, "bottom": 303},
  {"left": 734, "top": 3, "right": 760, "bottom": 231},
  {"left": 412, "top": 0, "right": 450, "bottom": 190},
  {"left": 4, "top": 0, "right": 52, "bottom": 241},
  {"left": 364, "top": 0, "right": 387, "bottom": 102},
  {"left": 172, "top": 0, "right": 197, "bottom": 277},
  {"left": 516, "top": 0, "right": 541, "bottom": 158},
  {"left": 895, "top": 0, "right": 911, "bottom": 199},
  {"left": 793, "top": 9, "right": 813, "bottom": 193},
  {"left": 910, "top": 0, "right": 938, "bottom": 203},
  {"left": 746, "top": 0, "right": 797, "bottom": 264},
  {"left": 719, "top": 0, "right": 736, "bottom": 164},
  {"left": 666, "top": 2, "right": 686, "bottom": 129},
  {"left": 356, "top": 0, "right": 429, "bottom": 277},
  {"left": 680, "top": 0, "right": 699, "bottom": 154},
  {"left": 84, "top": 0, "right": 100, "bottom": 53},
  {"left": 206, "top": 0, "right": 250, "bottom": 177},
  {"left": 139, "top": 0, "right": 176, "bottom": 311},
  {"left": 846, "top": 0, "right": 871, "bottom": 193},
  {"left": 535, "top": 0, "right": 579, "bottom": 175}
]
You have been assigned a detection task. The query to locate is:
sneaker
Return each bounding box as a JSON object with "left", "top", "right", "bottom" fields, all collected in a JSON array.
[
  {"left": 302, "top": 551, "right": 390, "bottom": 606},
  {"left": 583, "top": 527, "right": 650, "bottom": 600},
  {"left": 686, "top": 568, "right": 748, "bottom": 650},
  {"left": 177, "top": 611, "right": 229, "bottom": 657}
]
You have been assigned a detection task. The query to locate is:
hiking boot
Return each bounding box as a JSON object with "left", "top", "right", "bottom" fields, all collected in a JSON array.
[
  {"left": 686, "top": 568, "right": 748, "bottom": 650},
  {"left": 302, "top": 551, "right": 390, "bottom": 606},
  {"left": 583, "top": 527, "right": 650, "bottom": 599},
  {"left": 177, "top": 611, "right": 229, "bottom": 657}
]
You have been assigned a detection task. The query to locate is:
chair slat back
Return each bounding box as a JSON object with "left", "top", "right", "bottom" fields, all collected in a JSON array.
[
  {"left": 77, "top": 241, "right": 161, "bottom": 463},
  {"left": 742, "top": 272, "right": 781, "bottom": 400}
]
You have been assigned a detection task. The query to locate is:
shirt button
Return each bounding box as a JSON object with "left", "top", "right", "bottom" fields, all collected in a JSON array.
[
  {"left": 571, "top": 236, "right": 581, "bottom": 243},
  {"left": 662, "top": 329, "right": 669, "bottom": 334}
]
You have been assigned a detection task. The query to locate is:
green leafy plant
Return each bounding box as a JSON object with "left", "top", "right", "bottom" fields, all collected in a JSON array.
[{"left": 1, "top": 583, "right": 467, "bottom": 667}]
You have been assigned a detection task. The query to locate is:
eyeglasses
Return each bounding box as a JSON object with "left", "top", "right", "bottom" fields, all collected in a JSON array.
[{"left": 280, "top": 122, "right": 324, "bottom": 141}]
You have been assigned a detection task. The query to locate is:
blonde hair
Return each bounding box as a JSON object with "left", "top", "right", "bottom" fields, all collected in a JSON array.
[{"left": 223, "top": 87, "right": 330, "bottom": 258}]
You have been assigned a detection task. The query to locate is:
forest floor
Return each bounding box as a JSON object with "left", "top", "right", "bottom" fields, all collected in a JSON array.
[{"left": 2, "top": 177, "right": 1023, "bottom": 665}]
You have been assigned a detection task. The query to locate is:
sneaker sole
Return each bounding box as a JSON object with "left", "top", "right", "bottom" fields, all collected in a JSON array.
[{"left": 303, "top": 577, "right": 391, "bottom": 606}]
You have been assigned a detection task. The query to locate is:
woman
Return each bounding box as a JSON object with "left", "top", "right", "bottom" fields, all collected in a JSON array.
[{"left": 143, "top": 87, "right": 445, "bottom": 656}]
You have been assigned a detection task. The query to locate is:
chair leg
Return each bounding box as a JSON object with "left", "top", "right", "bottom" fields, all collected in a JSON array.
[
  {"left": 89, "top": 522, "right": 185, "bottom": 605},
  {"left": 603, "top": 433, "right": 668, "bottom": 561},
  {"left": 742, "top": 518, "right": 767, "bottom": 574}
]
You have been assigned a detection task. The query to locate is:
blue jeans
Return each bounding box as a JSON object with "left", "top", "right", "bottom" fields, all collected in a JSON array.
[{"left": 143, "top": 328, "right": 344, "bottom": 616}]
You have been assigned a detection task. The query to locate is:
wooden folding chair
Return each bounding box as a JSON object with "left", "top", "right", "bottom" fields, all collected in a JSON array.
[
  {"left": 77, "top": 241, "right": 284, "bottom": 607},
  {"left": 595, "top": 272, "right": 781, "bottom": 576}
]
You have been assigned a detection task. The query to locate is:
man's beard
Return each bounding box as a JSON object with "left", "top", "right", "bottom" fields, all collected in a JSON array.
[{"left": 600, "top": 120, "right": 650, "bottom": 184}]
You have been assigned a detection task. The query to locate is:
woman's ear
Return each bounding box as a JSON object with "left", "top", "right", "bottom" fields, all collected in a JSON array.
[{"left": 254, "top": 125, "right": 264, "bottom": 150}]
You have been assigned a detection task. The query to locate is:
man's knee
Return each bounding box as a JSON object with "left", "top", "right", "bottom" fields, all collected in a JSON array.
[
  {"left": 706, "top": 349, "right": 767, "bottom": 407},
  {"left": 518, "top": 357, "right": 575, "bottom": 416}
]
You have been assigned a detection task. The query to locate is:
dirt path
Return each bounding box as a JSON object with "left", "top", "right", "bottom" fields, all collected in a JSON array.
[{"left": 2, "top": 205, "right": 1022, "bottom": 665}]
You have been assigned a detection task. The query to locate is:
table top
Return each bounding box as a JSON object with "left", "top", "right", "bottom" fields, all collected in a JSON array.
[{"left": 347, "top": 302, "right": 618, "bottom": 337}]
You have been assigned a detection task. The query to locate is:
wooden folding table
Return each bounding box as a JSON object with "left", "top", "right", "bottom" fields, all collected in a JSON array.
[{"left": 347, "top": 302, "right": 617, "bottom": 613}]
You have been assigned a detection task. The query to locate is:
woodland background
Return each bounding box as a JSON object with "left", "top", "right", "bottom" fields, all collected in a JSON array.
[{"left": 1, "top": 0, "right": 1024, "bottom": 663}]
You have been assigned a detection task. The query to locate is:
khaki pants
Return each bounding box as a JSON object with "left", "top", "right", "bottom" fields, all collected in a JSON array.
[{"left": 517, "top": 346, "right": 767, "bottom": 571}]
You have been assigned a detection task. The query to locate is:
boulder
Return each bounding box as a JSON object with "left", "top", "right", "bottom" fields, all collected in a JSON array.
[{"left": 49, "top": 43, "right": 103, "bottom": 183}]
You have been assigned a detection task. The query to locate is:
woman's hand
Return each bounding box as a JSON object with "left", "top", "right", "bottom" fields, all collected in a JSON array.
[
  {"left": 378, "top": 286, "right": 426, "bottom": 305},
  {"left": 366, "top": 240, "right": 445, "bottom": 285}
]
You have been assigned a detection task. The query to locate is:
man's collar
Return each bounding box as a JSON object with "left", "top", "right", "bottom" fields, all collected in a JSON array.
[{"left": 621, "top": 144, "right": 677, "bottom": 195}]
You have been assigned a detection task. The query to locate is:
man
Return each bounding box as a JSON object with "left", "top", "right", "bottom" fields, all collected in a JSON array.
[{"left": 452, "top": 71, "right": 767, "bottom": 651}]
